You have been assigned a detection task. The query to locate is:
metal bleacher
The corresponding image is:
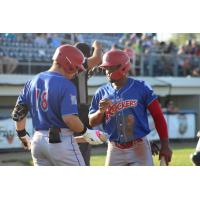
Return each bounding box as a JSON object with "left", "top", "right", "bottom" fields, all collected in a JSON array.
[
  {"left": 1, "top": 37, "right": 56, "bottom": 74},
  {"left": 2, "top": 33, "right": 200, "bottom": 77},
  {"left": 0, "top": 34, "right": 122, "bottom": 74}
]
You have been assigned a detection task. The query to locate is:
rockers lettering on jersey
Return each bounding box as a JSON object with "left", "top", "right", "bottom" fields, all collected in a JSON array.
[
  {"left": 105, "top": 99, "right": 138, "bottom": 122},
  {"left": 89, "top": 78, "right": 157, "bottom": 141}
]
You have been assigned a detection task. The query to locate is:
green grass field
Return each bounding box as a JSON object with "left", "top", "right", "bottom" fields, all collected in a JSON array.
[
  {"left": 0, "top": 141, "right": 196, "bottom": 166},
  {"left": 90, "top": 142, "right": 196, "bottom": 166}
]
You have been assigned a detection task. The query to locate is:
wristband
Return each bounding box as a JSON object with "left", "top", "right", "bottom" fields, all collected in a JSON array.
[
  {"left": 16, "top": 129, "right": 29, "bottom": 137},
  {"left": 77, "top": 125, "right": 87, "bottom": 135}
]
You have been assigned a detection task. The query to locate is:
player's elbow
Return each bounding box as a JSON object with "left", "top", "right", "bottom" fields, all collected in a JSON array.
[
  {"left": 87, "top": 54, "right": 102, "bottom": 69},
  {"left": 88, "top": 117, "right": 96, "bottom": 127},
  {"left": 88, "top": 116, "right": 100, "bottom": 127}
]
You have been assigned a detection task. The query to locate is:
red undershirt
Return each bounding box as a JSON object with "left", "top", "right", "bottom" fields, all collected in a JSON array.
[{"left": 147, "top": 99, "right": 168, "bottom": 140}]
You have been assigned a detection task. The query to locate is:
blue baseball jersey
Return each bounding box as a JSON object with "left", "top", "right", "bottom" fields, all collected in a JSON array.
[
  {"left": 17, "top": 71, "right": 78, "bottom": 130},
  {"left": 89, "top": 78, "right": 157, "bottom": 143}
]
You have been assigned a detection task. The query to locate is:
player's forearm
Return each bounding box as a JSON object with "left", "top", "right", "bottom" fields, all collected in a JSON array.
[
  {"left": 87, "top": 48, "right": 102, "bottom": 70},
  {"left": 89, "top": 110, "right": 104, "bottom": 127},
  {"left": 15, "top": 118, "right": 26, "bottom": 131},
  {"left": 148, "top": 99, "right": 168, "bottom": 140},
  {"left": 75, "top": 136, "right": 87, "bottom": 143},
  {"left": 62, "top": 114, "right": 85, "bottom": 133},
  {"left": 153, "top": 114, "right": 168, "bottom": 140},
  {"left": 160, "top": 138, "right": 170, "bottom": 148}
]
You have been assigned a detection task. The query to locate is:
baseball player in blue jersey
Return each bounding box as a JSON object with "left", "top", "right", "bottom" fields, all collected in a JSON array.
[
  {"left": 11, "top": 44, "right": 106, "bottom": 166},
  {"left": 89, "top": 49, "right": 172, "bottom": 166}
]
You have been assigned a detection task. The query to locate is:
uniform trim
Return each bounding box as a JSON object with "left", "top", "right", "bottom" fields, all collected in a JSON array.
[
  {"left": 62, "top": 113, "right": 79, "bottom": 117},
  {"left": 70, "top": 136, "right": 81, "bottom": 166},
  {"left": 147, "top": 97, "right": 157, "bottom": 107},
  {"left": 120, "top": 78, "right": 134, "bottom": 95}
]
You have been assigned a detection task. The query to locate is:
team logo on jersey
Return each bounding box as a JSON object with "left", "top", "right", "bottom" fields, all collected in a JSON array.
[
  {"left": 70, "top": 95, "right": 77, "bottom": 105},
  {"left": 105, "top": 99, "right": 138, "bottom": 121}
]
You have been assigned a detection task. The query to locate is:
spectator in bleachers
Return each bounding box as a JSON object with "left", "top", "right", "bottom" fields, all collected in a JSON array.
[
  {"left": 34, "top": 33, "right": 48, "bottom": 47},
  {"left": 0, "top": 48, "right": 4, "bottom": 73},
  {"left": 17, "top": 33, "right": 34, "bottom": 43},
  {"left": 141, "top": 34, "right": 154, "bottom": 53},
  {"left": 75, "top": 33, "right": 84, "bottom": 43},
  {"left": 3, "top": 33, "right": 200, "bottom": 77},
  {"left": 2, "top": 33, "right": 17, "bottom": 40},
  {"left": 195, "top": 43, "right": 200, "bottom": 56},
  {"left": 119, "top": 33, "right": 131, "bottom": 46},
  {"left": 111, "top": 43, "right": 123, "bottom": 51},
  {"left": 0, "top": 47, "right": 18, "bottom": 74},
  {"left": 163, "top": 100, "right": 179, "bottom": 113},
  {"left": 49, "top": 33, "right": 62, "bottom": 48},
  {"left": 165, "top": 42, "right": 177, "bottom": 54},
  {"left": 61, "top": 34, "right": 73, "bottom": 44},
  {"left": 177, "top": 45, "right": 192, "bottom": 76}
]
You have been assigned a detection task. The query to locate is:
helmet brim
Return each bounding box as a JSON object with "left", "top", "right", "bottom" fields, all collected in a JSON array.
[{"left": 99, "top": 62, "right": 112, "bottom": 69}]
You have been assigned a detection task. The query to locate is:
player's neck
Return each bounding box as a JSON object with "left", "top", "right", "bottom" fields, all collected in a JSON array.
[
  {"left": 111, "top": 77, "right": 128, "bottom": 89},
  {"left": 48, "top": 64, "right": 63, "bottom": 75},
  {"left": 49, "top": 64, "right": 71, "bottom": 78}
]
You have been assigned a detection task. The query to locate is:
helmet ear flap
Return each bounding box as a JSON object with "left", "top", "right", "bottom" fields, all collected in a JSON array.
[
  {"left": 67, "top": 65, "right": 74, "bottom": 72},
  {"left": 121, "top": 62, "right": 130, "bottom": 74}
]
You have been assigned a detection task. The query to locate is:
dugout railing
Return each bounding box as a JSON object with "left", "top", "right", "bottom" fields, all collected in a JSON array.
[{"left": 1, "top": 53, "right": 200, "bottom": 77}]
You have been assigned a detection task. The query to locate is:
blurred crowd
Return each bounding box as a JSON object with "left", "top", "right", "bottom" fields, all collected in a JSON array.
[
  {"left": 1, "top": 33, "right": 200, "bottom": 76},
  {"left": 118, "top": 33, "right": 200, "bottom": 77}
]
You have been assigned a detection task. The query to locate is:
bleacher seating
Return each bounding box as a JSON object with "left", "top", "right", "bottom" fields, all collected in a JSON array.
[
  {"left": 0, "top": 33, "right": 122, "bottom": 74},
  {"left": 0, "top": 33, "right": 121, "bottom": 64}
]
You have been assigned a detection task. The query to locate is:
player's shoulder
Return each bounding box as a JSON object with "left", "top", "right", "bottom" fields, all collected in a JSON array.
[
  {"left": 132, "top": 78, "right": 153, "bottom": 90},
  {"left": 40, "top": 71, "right": 71, "bottom": 82},
  {"left": 33, "top": 71, "right": 75, "bottom": 88},
  {"left": 97, "top": 82, "right": 111, "bottom": 92},
  {"left": 130, "top": 77, "right": 144, "bottom": 85}
]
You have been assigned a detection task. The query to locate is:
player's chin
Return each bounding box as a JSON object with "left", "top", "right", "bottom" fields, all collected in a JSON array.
[
  {"left": 109, "top": 78, "right": 118, "bottom": 83},
  {"left": 106, "top": 76, "right": 114, "bottom": 83}
]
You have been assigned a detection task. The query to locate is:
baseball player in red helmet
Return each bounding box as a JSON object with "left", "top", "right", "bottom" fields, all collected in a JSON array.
[
  {"left": 89, "top": 49, "right": 172, "bottom": 166},
  {"left": 11, "top": 44, "right": 106, "bottom": 166}
]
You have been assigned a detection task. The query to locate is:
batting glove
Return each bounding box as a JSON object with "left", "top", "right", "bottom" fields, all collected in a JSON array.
[{"left": 83, "top": 129, "right": 107, "bottom": 145}]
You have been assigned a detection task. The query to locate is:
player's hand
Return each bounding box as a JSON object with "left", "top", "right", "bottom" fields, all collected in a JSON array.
[
  {"left": 92, "top": 40, "right": 102, "bottom": 50},
  {"left": 99, "top": 98, "right": 112, "bottom": 114},
  {"left": 83, "top": 129, "right": 107, "bottom": 145},
  {"left": 19, "top": 135, "right": 31, "bottom": 150},
  {"left": 159, "top": 139, "right": 172, "bottom": 165},
  {"left": 150, "top": 141, "right": 160, "bottom": 156}
]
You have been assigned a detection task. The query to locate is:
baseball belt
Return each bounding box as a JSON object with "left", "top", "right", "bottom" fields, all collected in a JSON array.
[{"left": 111, "top": 138, "right": 143, "bottom": 149}]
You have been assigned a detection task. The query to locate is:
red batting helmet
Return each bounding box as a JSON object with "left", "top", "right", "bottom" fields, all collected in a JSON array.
[
  {"left": 99, "top": 50, "right": 130, "bottom": 80},
  {"left": 52, "top": 44, "right": 85, "bottom": 73}
]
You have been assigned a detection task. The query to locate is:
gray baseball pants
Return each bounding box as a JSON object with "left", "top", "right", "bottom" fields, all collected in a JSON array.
[
  {"left": 31, "top": 129, "right": 85, "bottom": 166},
  {"left": 105, "top": 136, "right": 154, "bottom": 166}
]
